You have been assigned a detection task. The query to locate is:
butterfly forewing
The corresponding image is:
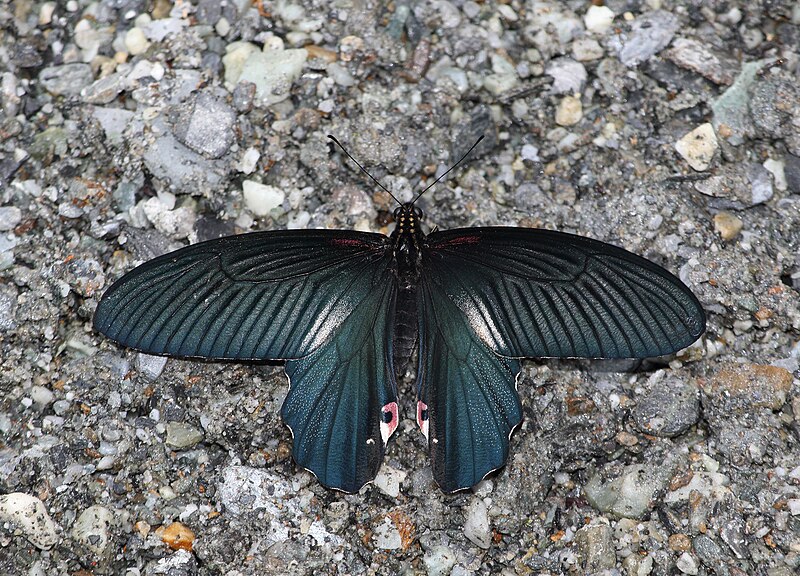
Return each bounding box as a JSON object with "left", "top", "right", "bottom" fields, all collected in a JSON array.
[
  {"left": 423, "top": 227, "right": 706, "bottom": 360},
  {"left": 94, "top": 230, "right": 391, "bottom": 361}
]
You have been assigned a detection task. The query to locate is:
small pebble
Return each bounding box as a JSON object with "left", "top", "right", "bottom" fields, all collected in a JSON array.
[
  {"left": 135, "top": 353, "right": 168, "bottom": 380},
  {"left": 784, "top": 153, "right": 800, "bottom": 194},
  {"left": 546, "top": 57, "right": 587, "bottom": 94},
  {"left": 0, "top": 206, "right": 22, "bottom": 231},
  {"left": 72, "top": 505, "right": 113, "bottom": 556},
  {"left": 243, "top": 181, "right": 285, "bottom": 216},
  {"left": 39, "top": 63, "right": 94, "bottom": 96},
  {"left": 713, "top": 212, "right": 743, "bottom": 240},
  {"left": 165, "top": 422, "right": 204, "bottom": 450},
  {"left": 160, "top": 521, "right": 195, "bottom": 551},
  {"left": 763, "top": 158, "right": 787, "bottom": 191},
  {"left": 584, "top": 5, "right": 615, "bottom": 34},
  {"left": 237, "top": 147, "right": 261, "bottom": 174},
  {"left": 373, "top": 465, "right": 407, "bottom": 498},
  {"left": 669, "top": 533, "right": 693, "bottom": 552},
  {"left": 423, "top": 544, "right": 457, "bottom": 576},
  {"left": 676, "top": 551, "right": 699, "bottom": 575},
  {"left": 173, "top": 92, "right": 236, "bottom": 158},
  {"left": 556, "top": 95, "right": 582, "bottom": 126},
  {"left": 463, "top": 498, "right": 492, "bottom": 549},
  {"left": 675, "top": 123, "right": 718, "bottom": 171},
  {"left": 373, "top": 516, "right": 403, "bottom": 550},
  {"left": 615, "top": 10, "right": 680, "bottom": 67},
  {"left": 572, "top": 38, "right": 604, "bottom": 61},
  {"left": 125, "top": 27, "right": 150, "bottom": 55}
]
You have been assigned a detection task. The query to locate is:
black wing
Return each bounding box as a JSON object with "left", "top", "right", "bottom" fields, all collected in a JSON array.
[
  {"left": 94, "top": 230, "right": 400, "bottom": 492},
  {"left": 94, "top": 230, "right": 392, "bottom": 361},
  {"left": 416, "top": 226, "right": 705, "bottom": 491},
  {"left": 423, "top": 227, "right": 705, "bottom": 359}
]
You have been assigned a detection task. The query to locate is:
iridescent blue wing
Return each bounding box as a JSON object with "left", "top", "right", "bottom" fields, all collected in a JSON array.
[
  {"left": 283, "top": 277, "right": 398, "bottom": 492},
  {"left": 94, "top": 230, "right": 399, "bottom": 492},
  {"left": 416, "top": 274, "right": 523, "bottom": 492},
  {"left": 417, "top": 227, "right": 705, "bottom": 491}
]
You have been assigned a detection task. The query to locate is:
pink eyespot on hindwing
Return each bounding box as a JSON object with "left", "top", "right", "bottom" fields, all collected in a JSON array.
[
  {"left": 416, "top": 401, "right": 429, "bottom": 440},
  {"left": 380, "top": 402, "right": 399, "bottom": 444}
]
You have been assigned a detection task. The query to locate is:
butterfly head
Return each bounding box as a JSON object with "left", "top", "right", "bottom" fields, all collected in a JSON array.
[{"left": 392, "top": 204, "right": 424, "bottom": 237}]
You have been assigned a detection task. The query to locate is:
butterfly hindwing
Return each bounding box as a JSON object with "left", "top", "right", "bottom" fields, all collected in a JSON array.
[
  {"left": 282, "top": 274, "right": 399, "bottom": 492},
  {"left": 417, "top": 274, "right": 523, "bottom": 492},
  {"left": 423, "top": 227, "right": 705, "bottom": 360},
  {"left": 94, "top": 230, "right": 391, "bottom": 360}
]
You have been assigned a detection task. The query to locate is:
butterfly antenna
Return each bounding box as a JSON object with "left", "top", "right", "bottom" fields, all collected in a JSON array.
[
  {"left": 327, "top": 135, "right": 402, "bottom": 206},
  {"left": 411, "top": 135, "right": 485, "bottom": 205}
]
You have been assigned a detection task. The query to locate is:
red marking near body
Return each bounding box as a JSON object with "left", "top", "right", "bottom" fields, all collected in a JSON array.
[
  {"left": 435, "top": 235, "right": 480, "bottom": 248},
  {"left": 329, "top": 237, "right": 369, "bottom": 247}
]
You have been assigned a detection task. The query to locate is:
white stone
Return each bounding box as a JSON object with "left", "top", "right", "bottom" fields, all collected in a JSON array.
[
  {"left": 222, "top": 42, "right": 260, "bottom": 85},
  {"left": 243, "top": 181, "right": 285, "bottom": 216},
  {"left": 423, "top": 544, "right": 458, "bottom": 576},
  {"left": 237, "top": 48, "right": 308, "bottom": 106},
  {"left": 463, "top": 498, "right": 492, "bottom": 549},
  {"left": 373, "top": 516, "right": 402, "bottom": 550},
  {"left": 675, "top": 123, "right": 718, "bottom": 171},
  {"left": 72, "top": 505, "right": 114, "bottom": 556},
  {"left": 373, "top": 465, "right": 407, "bottom": 498},
  {"left": 124, "top": 27, "right": 150, "bottom": 55},
  {"left": 764, "top": 158, "right": 787, "bottom": 191},
  {"left": 0, "top": 493, "right": 59, "bottom": 550},
  {"left": 237, "top": 147, "right": 261, "bottom": 174},
  {"left": 676, "top": 552, "right": 699, "bottom": 575},
  {"left": 584, "top": 5, "right": 615, "bottom": 34}
]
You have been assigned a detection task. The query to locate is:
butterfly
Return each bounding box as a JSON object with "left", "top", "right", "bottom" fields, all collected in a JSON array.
[{"left": 93, "top": 136, "right": 705, "bottom": 493}]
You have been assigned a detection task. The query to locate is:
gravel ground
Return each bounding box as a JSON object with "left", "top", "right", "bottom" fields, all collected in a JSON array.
[{"left": 2, "top": 1, "right": 800, "bottom": 575}]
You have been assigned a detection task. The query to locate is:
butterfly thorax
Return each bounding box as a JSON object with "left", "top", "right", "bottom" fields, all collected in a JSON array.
[{"left": 391, "top": 204, "right": 424, "bottom": 378}]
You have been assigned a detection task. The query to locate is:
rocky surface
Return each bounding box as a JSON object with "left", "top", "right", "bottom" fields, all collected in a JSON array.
[{"left": 1, "top": 1, "right": 799, "bottom": 575}]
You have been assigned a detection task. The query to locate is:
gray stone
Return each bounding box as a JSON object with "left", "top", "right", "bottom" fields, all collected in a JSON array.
[
  {"left": 82, "top": 72, "right": 127, "bottom": 104},
  {"left": 165, "top": 422, "right": 204, "bottom": 450},
  {"left": 784, "top": 153, "right": 800, "bottom": 194},
  {"left": 39, "top": 63, "right": 94, "bottom": 96},
  {"left": 614, "top": 11, "right": 680, "bottom": 67},
  {"left": 0, "top": 206, "right": 21, "bottom": 231},
  {"left": 711, "top": 60, "right": 765, "bottom": 145},
  {"left": 575, "top": 521, "right": 616, "bottom": 571},
  {"left": 665, "top": 38, "right": 737, "bottom": 85},
  {"left": 633, "top": 374, "right": 700, "bottom": 437},
  {"left": 173, "top": 92, "right": 236, "bottom": 158},
  {"left": 546, "top": 57, "right": 587, "bottom": 94}
]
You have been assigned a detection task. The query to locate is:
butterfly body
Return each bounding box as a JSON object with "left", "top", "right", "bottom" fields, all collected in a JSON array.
[{"left": 94, "top": 202, "right": 705, "bottom": 493}]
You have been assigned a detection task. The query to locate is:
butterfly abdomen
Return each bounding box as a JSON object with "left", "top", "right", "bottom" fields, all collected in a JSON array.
[{"left": 393, "top": 283, "right": 419, "bottom": 379}]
